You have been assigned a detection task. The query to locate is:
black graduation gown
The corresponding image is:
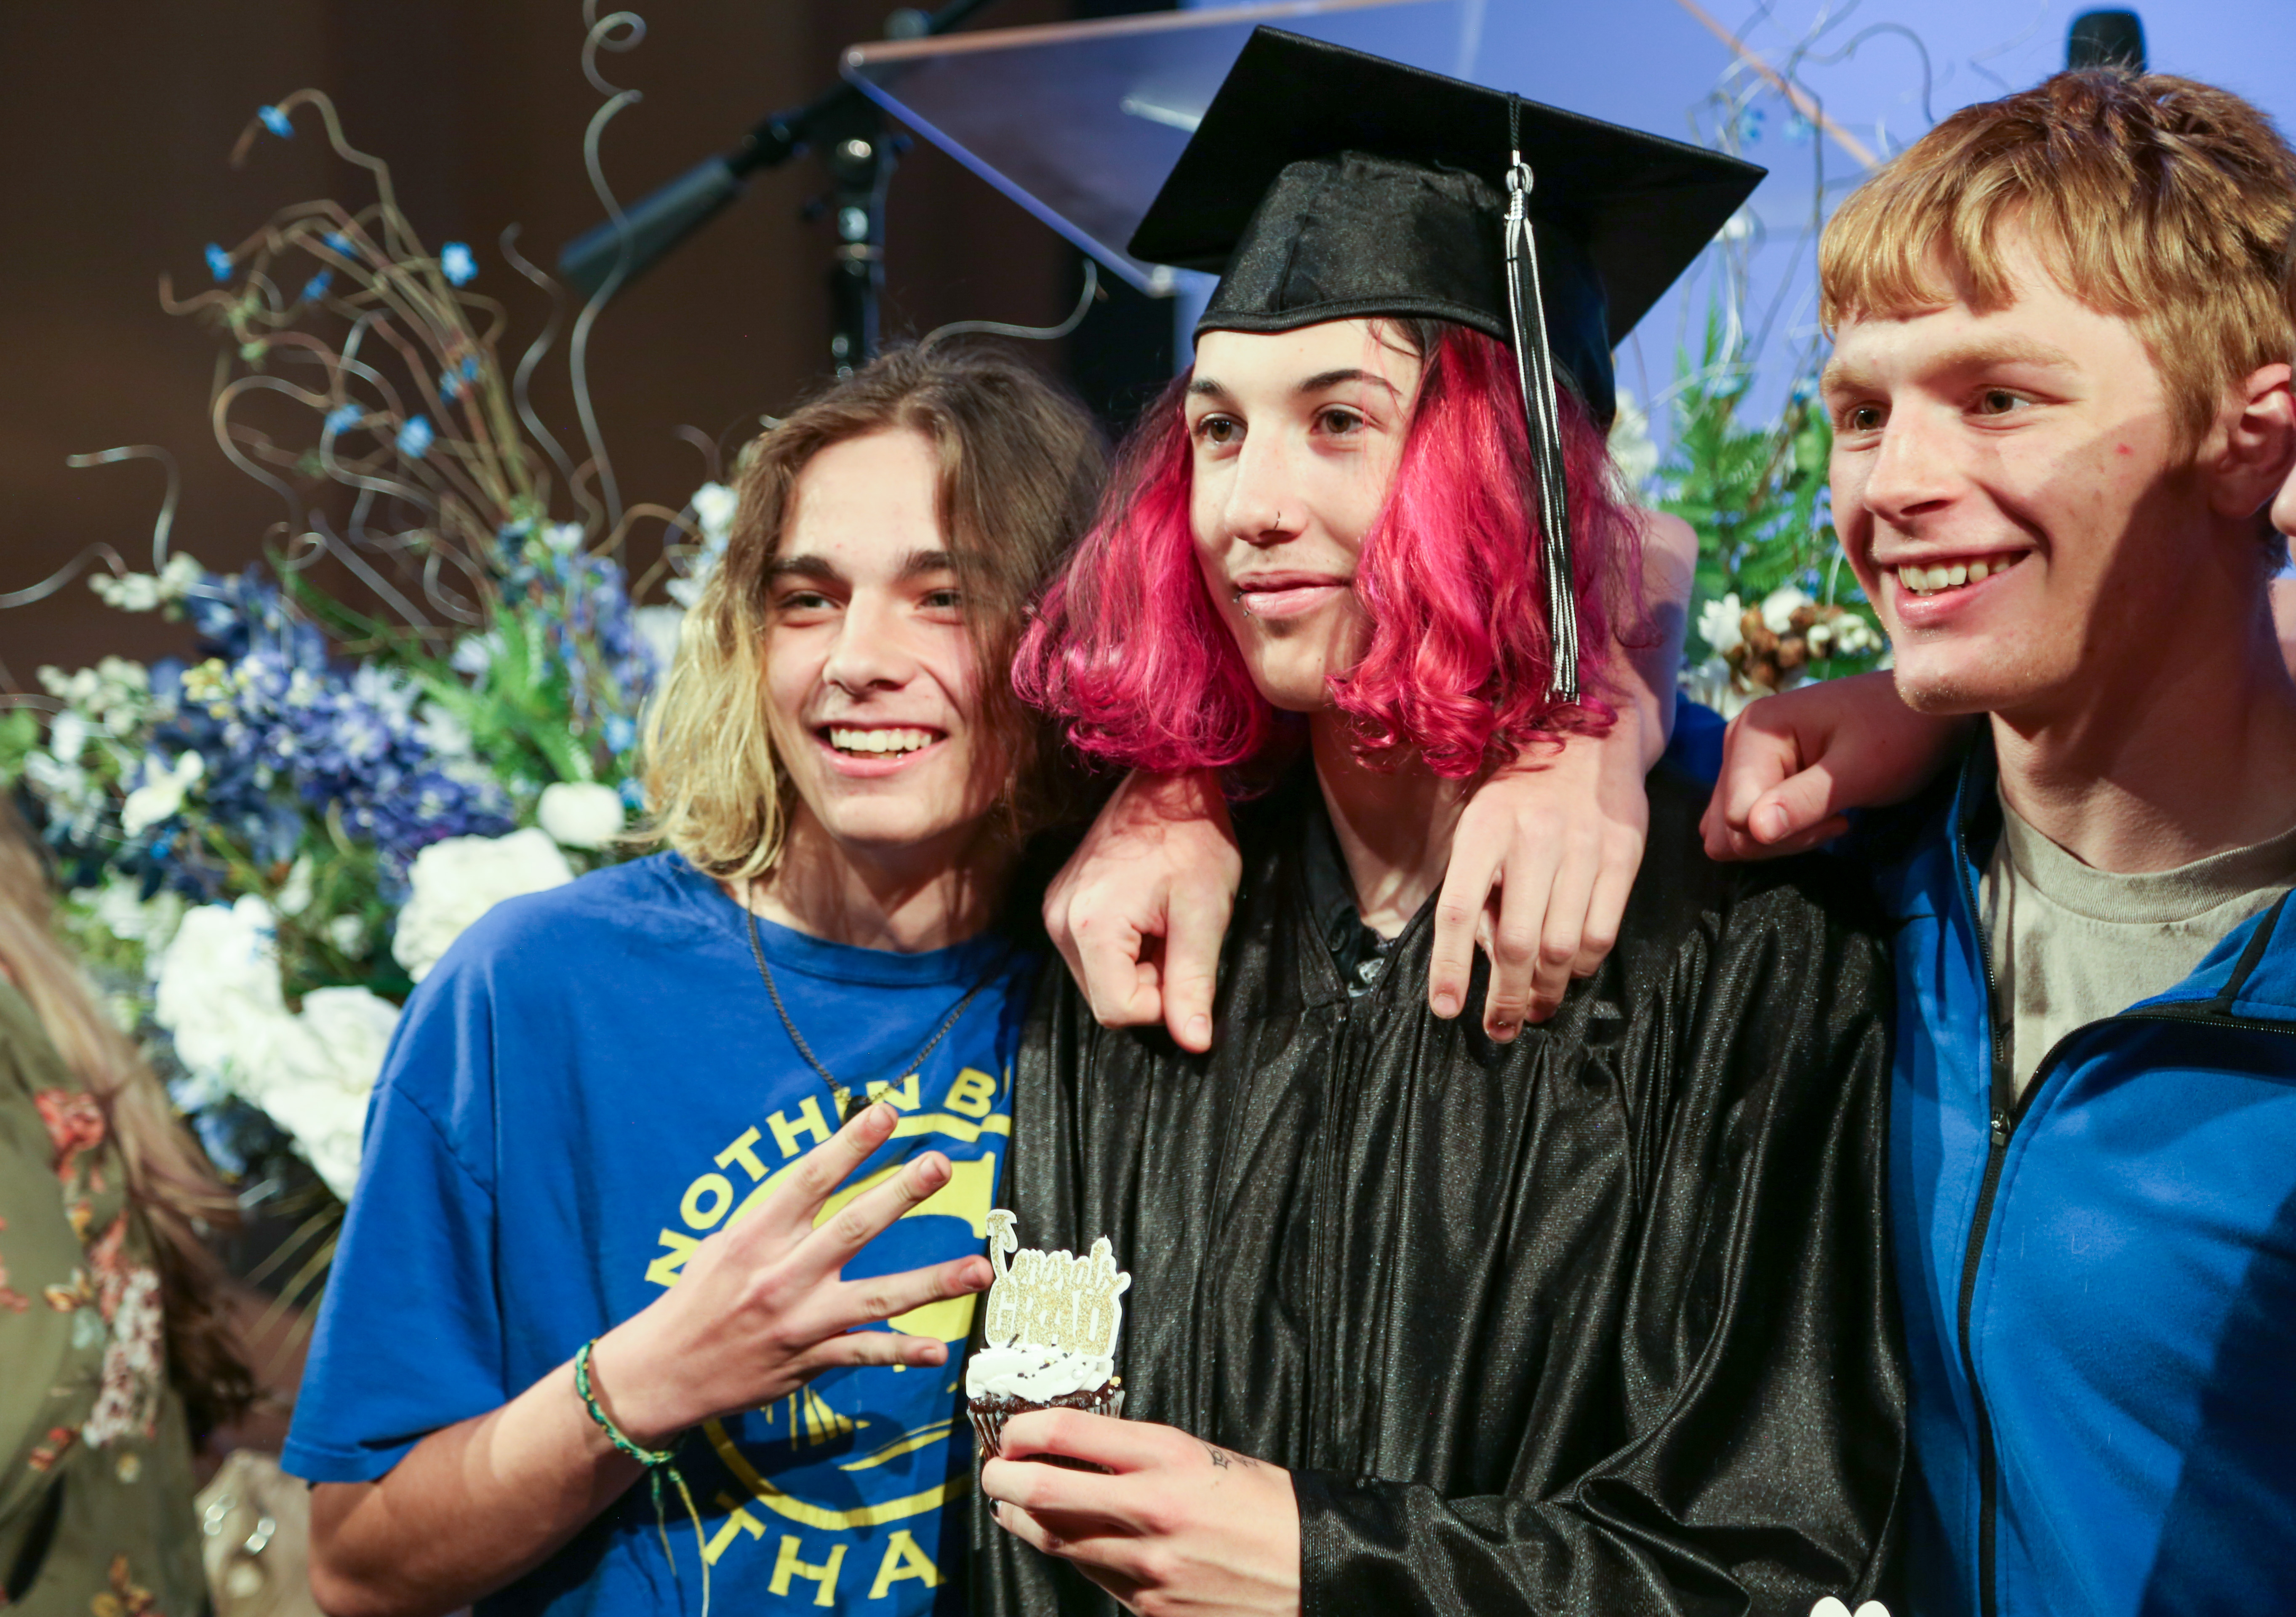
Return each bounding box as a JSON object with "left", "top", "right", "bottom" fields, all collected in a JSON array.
[{"left": 972, "top": 768, "right": 1905, "bottom": 1616}]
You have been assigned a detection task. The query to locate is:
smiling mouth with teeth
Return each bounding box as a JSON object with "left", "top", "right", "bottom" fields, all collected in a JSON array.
[
  {"left": 824, "top": 726, "right": 939, "bottom": 756},
  {"left": 1895, "top": 553, "right": 2027, "bottom": 597}
]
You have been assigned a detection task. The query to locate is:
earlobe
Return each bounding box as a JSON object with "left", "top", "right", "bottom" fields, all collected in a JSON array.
[{"left": 2214, "top": 362, "right": 2296, "bottom": 518}]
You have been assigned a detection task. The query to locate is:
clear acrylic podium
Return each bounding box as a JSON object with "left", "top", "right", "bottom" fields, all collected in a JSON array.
[{"left": 842, "top": 0, "right": 1474, "bottom": 296}]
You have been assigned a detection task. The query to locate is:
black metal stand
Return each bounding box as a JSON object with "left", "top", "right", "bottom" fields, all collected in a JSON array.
[
  {"left": 557, "top": 0, "right": 1001, "bottom": 373},
  {"left": 813, "top": 99, "right": 895, "bottom": 375}
]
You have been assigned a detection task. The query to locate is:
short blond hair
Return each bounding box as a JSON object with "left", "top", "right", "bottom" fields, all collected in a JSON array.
[
  {"left": 643, "top": 342, "right": 1105, "bottom": 881},
  {"left": 1821, "top": 69, "right": 2296, "bottom": 444}
]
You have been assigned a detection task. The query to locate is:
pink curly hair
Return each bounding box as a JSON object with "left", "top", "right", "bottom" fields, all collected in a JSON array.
[{"left": 1015, "top": 322, "right": 1641, "bottom": 780}]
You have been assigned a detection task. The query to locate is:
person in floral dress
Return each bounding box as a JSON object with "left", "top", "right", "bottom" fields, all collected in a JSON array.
[{"left": 0, "top": 800, "right": 251, "bottom": 1614}]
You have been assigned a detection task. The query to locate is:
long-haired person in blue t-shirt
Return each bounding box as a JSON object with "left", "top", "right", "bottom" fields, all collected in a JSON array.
[{"left": 286, "top": 342, "right": 1105, "bottom": 1617}]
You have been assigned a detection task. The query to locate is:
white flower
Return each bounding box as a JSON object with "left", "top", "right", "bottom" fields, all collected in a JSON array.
[
  {"left": 275, "top": 856, "right": 315, "bottom": 918},
  {"left": 1696, "top": 592, "right": 1746, "bottom": 656},
  {"left": 667, "top": 483, "right": 737, "bottom": 610},
  {"left": 691, "top": 482, "right": 738, "bottom": 547},
  {"left": 450, "top": 633, "right": 497, "bottom": 677},
  {"left": 1605, "top": 390, "right": 1660, "bottom": 493},
  {"left": 1830, "top": 613, "right": 1883, "bottom": 655},
  {"left": 154, "top": 897, "right": 288, "bottom": 1080},
  {"left": 88, "top": 877, "right": 187, "bottom": 958},
  {"left": 633, "top": 605, "right": 686, "bottom": 676},
  {"left": 88, "top": 553, "right": 205, "bottom": 615},
  {"left": 260, "top": 987, "right": 402, "bottom": 1199},
  {"left": 96, "top": 656, "right": 150, "bottom": 694},
  {"left": 152, "top": 897, "right": 402, "bottom": 1199},
  {"left": 48, "top": 710, "right": 91, "bottom": 763},
  {"left": 120, "top": 750, "right": 204, "bottom": 836},
  {"left": 391, "top": 828, "right": 573, "bottom": 983},
  {"left": 92, "top": 573, "right": 163, "bottom": 612},
  {"left": 413, "top": 701, "right": 473, "bottom": 759},
  {"left": 326, "top": 913, "right": 369, "bottom": 960},
  {"left": 537, "top": 781, "right": 626, "bottom": 850},
  {"left": 1759, "top": 586, "right": 1812, "bottom": 635},
  {"left": 1679, "top": 655, "right": 1757, "bottom": 720}
]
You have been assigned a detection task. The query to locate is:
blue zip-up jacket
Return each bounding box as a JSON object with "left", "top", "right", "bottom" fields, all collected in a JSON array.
[{"left": 1875, "top": 742, "right": 2296, "bottom": 1617}]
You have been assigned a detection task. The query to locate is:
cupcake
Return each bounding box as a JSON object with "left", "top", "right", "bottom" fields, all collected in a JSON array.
[{"left": 966, "top": 1210, "right": 1131, "bottom": 1461}]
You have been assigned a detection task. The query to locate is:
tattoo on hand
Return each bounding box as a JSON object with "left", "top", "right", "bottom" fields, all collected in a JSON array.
[{"left": 1202, "top": 1443, "right": 1255, "bottom": 1470}]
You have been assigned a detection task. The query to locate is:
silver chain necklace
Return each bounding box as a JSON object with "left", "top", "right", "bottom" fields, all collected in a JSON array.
[{"left": 739, "top": 886, "right": 997, "bottom": 1122}]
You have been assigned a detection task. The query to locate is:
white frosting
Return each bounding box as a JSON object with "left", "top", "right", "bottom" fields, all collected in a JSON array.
[{"left": 965, "top": 1344, "right": 1115, "bottom": 1402}]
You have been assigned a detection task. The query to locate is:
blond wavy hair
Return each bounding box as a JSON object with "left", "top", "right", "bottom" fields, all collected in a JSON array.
[
  {"left": 0, "top": 800, "right": 252, "bottom": 1436},
  {"left": 1822, "top": 69, "right": 2296, "bottom": 448},
  {"left": 644, "top": 342, "right": 1106, "bottom": 880}
]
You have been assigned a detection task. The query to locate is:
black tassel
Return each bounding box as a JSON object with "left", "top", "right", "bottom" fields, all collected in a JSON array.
[{"left": 1503, "top": 94, "right": 1583, "bottom": 705}]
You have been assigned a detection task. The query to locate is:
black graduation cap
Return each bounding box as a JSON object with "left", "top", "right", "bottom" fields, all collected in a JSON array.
[{"left": 1128, "top": 30, "right": 1763, "bottom": 700}]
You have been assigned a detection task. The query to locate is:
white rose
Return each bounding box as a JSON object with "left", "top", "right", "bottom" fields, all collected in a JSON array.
[
  {"left": 1760, "top": 586, "right": 1812, "bottom": 635},
  {"left": 392, "top": 828, "right": 574, "bottom": 983},
  {"left": 537, "top": 781, "right": 626, "bottom": 850},
  {"left": 1696, "top": 592, "right": 1745, "bottom": 656},
  {"left": 261, "top": 987, "right": 402, "bottom": 1199},
  {"left": 154, "top": 897, "right": 289, "bottom": 1079}
]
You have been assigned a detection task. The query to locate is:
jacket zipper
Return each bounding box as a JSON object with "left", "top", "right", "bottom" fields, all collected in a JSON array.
[
  {"left": 1951, "top": 834, "right": 2294, "bottom": 1617},
  {"left": 1306, "top": 994, "right": 1349, "bottom": 1468},
  {"left": 1951, "top": 830, "right": 2013, "bottom": 1617}
]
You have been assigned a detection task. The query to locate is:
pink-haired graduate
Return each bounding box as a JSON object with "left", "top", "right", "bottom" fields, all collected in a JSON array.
[{"left": 968, "top": 32, "right": 1907, "bottom": 1617}]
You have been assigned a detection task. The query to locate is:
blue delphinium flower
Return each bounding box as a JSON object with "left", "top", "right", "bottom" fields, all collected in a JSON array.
[
  {"left": 259, "top": 104, "right": 294, "bottom": 137},
  {"left": 440, "top": 242, "right": 477, "bottom": 286},
  {"left": 603, "top": 714, "right": 638, "bottom": 754},
  {"left": 324, "top": 403, "right": 363, "bottom": 435},
  {"left": 324, "top": 231, "right": 353, "bottom": 255},
  {"left": 156, "top": 576, "right": 515, "bottom": 897},
  {"left": 494, "top": 524, "right": 660, "bottom": 729},
  {"left": 205, "top": 243, "right": 234, "bottom": 282},
  {"left": 302, "top": 270, "right": 334, "bottom": 302},
  {"left": 398, "top": 416, "right": 435, "bottom": 459}
]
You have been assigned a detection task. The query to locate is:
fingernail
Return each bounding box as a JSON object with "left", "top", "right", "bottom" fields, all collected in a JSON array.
[
  {"left": 1433, "top": 992, "right": 1459, "bottom": 1018},
  {"left": 1186, "top": 1014, "right": 1210, "bottom": 1043},
  {"left": 1755, "top": 805, "right": 1786, "bottom": 841}
]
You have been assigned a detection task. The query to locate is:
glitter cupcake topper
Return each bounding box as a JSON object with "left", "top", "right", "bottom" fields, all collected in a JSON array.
[{"left": 983, "top": 1209, "right": 1131, "bottom": 1358}]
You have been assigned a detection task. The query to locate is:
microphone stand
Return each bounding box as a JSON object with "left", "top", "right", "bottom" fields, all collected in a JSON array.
[{"left": 557, "top": 0, "right": 1004, "bottom": 374}]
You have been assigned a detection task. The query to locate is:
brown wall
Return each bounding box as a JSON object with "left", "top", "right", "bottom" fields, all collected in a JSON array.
[{"left": 0, "top": 0, "right": 1072, "bottom": 684}]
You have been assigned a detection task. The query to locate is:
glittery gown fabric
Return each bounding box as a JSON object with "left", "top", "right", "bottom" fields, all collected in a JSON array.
[{"left": 972, "top": 770, "right": 1905, "bottom": 1615}]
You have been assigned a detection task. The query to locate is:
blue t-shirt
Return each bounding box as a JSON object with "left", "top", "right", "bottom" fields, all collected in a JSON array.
[{"left": 284, "top": 852, "right": 1033, "bottom": 1616}]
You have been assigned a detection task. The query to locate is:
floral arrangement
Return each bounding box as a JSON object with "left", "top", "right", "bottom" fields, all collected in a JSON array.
[
  {"left": 1, "top": 68, "right": 731, "bottom": 1260},
  {"left": 1643, "top": 309, "right": 1888, "bottom": 717}
]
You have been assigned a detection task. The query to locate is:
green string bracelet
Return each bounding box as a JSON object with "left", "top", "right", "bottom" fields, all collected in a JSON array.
[{"left": 575, "top": 1337, "right": 709, "bottom": 1617}]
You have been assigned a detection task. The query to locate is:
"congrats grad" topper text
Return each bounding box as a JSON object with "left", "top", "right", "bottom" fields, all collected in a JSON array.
[{"left": 982, "top": 1209, "right": 1132, "bottom": 1359}]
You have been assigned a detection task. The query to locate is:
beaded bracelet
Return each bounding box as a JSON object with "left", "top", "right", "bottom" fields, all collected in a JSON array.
[{"left": 575, "top": 1337, "right": 709, "bottom": 1617}]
